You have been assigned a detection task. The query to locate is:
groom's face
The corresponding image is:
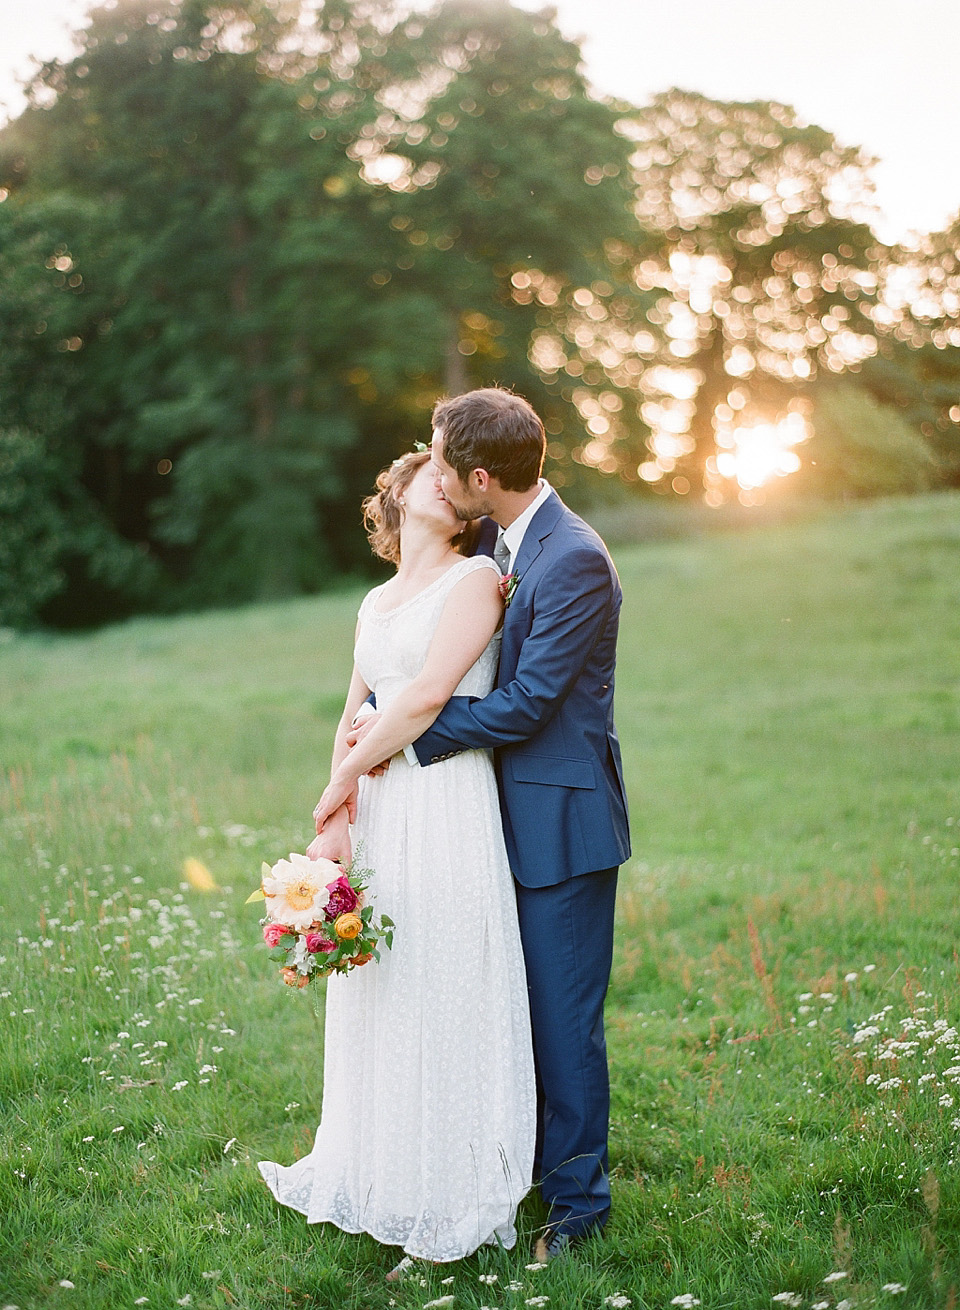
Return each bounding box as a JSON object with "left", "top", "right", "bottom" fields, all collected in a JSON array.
[{"left": 431, "top": 430, "right": 493, "bottom": 520}]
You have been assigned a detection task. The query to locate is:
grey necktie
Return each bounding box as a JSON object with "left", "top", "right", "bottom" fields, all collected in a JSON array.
[{"left": 493, "top": 531, "right": 511, "bottom": 575}]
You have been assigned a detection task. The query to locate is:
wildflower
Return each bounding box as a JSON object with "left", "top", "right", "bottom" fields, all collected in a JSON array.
[
  {"left": 823, "top": 1271, "right": 848, "bottom": 1283},
  {"left": 479, "top": 1274, "right": 498, "bottom": 1284},
  {"left": 772, "top": 1296, "right": 802, "bottom": 1308},
  {"left": 176, "top": 1298, "right": 192, "bottom": 1307},
  {"left": 441, "top": 1277, "right": 454, "bottom": 1286},
  {"left": 223, "top": 1138, "right": 237, "bottom": 1154},
  {"left": 284, "top": 1102, "right": 300, "bottom": 1112},
  {"left": 135, "top": 1300, "right": 149, "bottom": 1305},
  {"left": 112, "top": 1126, "right": 125, "bottom": 1134},
  {"left": 82, "top": 1136, "right": 94, "bottom": 1143},
  {"left": 172, "top": 1080, "right": 189, "bottom": 1092},
  {"left": 882, "top": 1285, "right": 908, "bottom": 1295},
  {"left": 507, "top": 1282, "right": 524, "bottom": 1292},
  {"left": 525, "top": 1299, "right": 549, "bottom": 1308},
  {"left": 201, "top": 1271, "right": 220, "bottom": 1279},
  {"left": 671, "top": 1298, "right": 701, "bottom": 1309},
  {"left": 423, "top": 1299, "right": 454, "bottom": 1309},
  {"left": 58, "top": 1281, "right": 75, "bottom": 1289},
  {"left": 605, "top": 1297, "right": 632, "bottom": 1309},
  {"left": 525, "top": 1262, "right": 547, "bottom": 1271}
]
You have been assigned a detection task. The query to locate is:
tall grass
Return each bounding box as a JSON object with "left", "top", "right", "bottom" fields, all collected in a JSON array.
[{"left": 1, "top": 492, "right": 958, "bottom": 1309}]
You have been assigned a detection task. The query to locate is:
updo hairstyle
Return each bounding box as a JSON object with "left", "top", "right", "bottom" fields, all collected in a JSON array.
[{"left": 362, "top": 450, "right": 479, "bottom": 565}]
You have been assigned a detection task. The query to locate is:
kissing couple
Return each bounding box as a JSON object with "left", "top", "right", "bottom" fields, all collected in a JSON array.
[{"left": 259, "top": 386, "right": 630, "bottom": 1278}]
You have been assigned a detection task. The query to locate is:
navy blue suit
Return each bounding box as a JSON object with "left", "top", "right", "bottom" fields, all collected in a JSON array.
[{"left": 414, "top": 490, "right": 630, "bottom": 1238}]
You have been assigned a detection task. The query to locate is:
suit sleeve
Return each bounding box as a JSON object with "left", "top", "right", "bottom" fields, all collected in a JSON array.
[{"left": 412, "top": 546, "right": 614, "bottom": 761}]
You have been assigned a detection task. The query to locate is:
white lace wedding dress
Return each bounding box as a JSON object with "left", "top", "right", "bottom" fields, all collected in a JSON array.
[{"left": 259, "top": 555, "right": 536, "bottom": 1261}]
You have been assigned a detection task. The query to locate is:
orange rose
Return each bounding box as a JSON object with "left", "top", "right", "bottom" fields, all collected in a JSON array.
[
  {"left": 352, "top": 952, "right": 373, "bottom": 967},
  {"left": 334, "top": 912, "right": 363, "bottom": 940},
  {"left": 281, "top": 967, "right": 310, "bottom": 988}
]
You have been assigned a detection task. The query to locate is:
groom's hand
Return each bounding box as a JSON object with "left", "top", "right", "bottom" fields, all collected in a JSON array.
[{"left": 346, "top": 713, "right": 391, "bottom": 776}]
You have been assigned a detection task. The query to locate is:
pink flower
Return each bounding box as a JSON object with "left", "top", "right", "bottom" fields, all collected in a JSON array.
[
  {"left": 305, "top": 930, "right": 336, "bottom": 954},
  {"left": 263, "top": 922, "right": 292, "bottom": 948},
  {"left": 324, "top": 875, "right": 358, "bottom": 920}
]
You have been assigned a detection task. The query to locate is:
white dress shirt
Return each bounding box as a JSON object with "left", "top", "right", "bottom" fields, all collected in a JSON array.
[{"left": 495, "top": 479, "right": 552, "bottom": 575}]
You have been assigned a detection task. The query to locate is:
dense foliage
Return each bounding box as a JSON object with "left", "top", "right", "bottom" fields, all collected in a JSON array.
[{"left": 0, "top": 0, "right": 957, "bottom": 626}]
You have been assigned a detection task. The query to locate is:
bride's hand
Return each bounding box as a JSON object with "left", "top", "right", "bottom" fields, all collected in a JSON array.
[
  {"left": 313, "top": 775, "right": 359, "bottom": 832},
  {"left": 306, "top": 806, "right": 352, "bottom": 866}
]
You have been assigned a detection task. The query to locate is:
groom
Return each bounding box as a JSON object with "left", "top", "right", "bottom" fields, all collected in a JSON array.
[{"left": 413, "top": 387, "right": 631, "bottom": 1259}]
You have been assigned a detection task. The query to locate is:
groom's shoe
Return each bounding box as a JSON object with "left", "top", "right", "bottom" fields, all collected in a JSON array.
[{"left": 533, "top": 1229, "right": 573, "bottom": 1264}]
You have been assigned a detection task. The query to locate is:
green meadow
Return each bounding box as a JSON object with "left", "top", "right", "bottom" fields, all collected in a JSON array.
[{"left": 2, "top": 492, "right": 959, "bottom": 1310}]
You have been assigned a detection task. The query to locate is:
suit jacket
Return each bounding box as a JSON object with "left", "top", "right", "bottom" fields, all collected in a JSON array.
[{"left": 413, "top": 490, "right": 631, "bottom": 887}]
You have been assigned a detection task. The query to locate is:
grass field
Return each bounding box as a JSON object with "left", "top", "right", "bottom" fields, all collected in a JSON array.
[{"left": 2, "top": 491, "right": 959, "bottom": 1310}]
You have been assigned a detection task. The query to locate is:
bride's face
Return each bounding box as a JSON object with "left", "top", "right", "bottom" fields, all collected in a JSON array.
[{"left": 399, "top": 461, "right": 462, "bottom": 538}]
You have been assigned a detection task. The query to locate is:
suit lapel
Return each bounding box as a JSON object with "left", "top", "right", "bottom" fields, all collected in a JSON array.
[{"left": 512, "top": 490, "right": 564, "bottom": 578}]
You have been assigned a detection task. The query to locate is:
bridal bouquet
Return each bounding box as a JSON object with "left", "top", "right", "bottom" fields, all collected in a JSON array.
[{"left": 246, "top": 849, "right": 394, "bottom": 988}]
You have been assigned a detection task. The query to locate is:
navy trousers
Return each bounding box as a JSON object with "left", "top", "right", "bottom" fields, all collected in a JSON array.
[{"left": 514, "top": 866, "right": 618, "bottom": 1238}]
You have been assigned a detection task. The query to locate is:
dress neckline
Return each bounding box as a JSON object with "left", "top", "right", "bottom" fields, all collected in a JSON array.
[{"left": 371, "top": 555, "right": 476, "bottom": 617}]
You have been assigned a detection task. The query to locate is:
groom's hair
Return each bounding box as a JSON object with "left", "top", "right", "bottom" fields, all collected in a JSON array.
[{"left": 432, "top": 388, "right": 545, "bottom": 491}]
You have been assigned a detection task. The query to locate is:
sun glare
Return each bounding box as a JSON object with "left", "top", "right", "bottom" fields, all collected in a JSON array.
[{"left": 707, "top": 408, "right": 810, "bottom": 505}]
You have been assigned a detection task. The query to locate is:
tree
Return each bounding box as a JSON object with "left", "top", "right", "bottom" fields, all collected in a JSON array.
[
  {"left": 595, "top": 90, "right": 890, "bottom": 502},
  {"left": 792, "top": 384, "right": 939, "bottom": 499}
]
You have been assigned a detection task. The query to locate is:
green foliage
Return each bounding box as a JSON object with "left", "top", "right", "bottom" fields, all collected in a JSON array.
[
  {"left": 798, "top": 385, "right": 940, "bottom": 498},
  {"left": 1, "top": 494, "right": 959, "bottom": 1305},
  {"left": 0, "top": 2, "right": 955, "bottom": 626},
  {"left": 0, "top": 427, "right": 67, "bottom": 626}
]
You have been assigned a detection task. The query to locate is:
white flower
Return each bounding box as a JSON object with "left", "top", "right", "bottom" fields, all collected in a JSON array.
[
  {"left": 823, "top": 1271, "right": 848, "bottom": 1283},
  {"left": 525, "top": 1262, "right": 547, "bottom": 1271},
  {"left": 525, "top": 1299, "right": 549, "bottom": 1308},
  {"left": 772, "top": 1296, "right": 802, "bottom": 1307},
  {"left": 423, "top": 1299, "right": 454, "bottom": 1309},
  {"left": 172, "top": 1080, "right": 189, "bottom": 1092},
  {"left": 479, "top": 1274, "right": 498, "bottom": 1284},
  {"left": 58, "top": 1281, "right": 75, "bottom": 1290},
  {"left": 605, "top": 1297, "right": 632, "bottom": 1308},
  {"left": 176, "top": 1298, "right": 192, "bottom": 1307},
  {"left": 262, "top": 854, "right": 336, "bottom": 930},
  {"left": 507, "top": 1282, "right": 524, "bottom": 1292},
  {"left": 671, "top": 1298, "right": 701, "bottom": 1308},
  {"left": 882, "top": 1284, "right": 908, "bottom": 1295},
  {"left": 135, "top": 1300, "right": 149, "bottom": 1305}
]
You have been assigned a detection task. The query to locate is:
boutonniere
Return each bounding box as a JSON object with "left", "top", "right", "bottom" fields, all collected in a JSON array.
[{"left": 499, "top": 572, "right": 519, "bottom": 606}]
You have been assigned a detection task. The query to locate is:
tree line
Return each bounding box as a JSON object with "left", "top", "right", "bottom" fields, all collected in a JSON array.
[{"left": 1, "top": 0, "right": 958, "bottom": 628}]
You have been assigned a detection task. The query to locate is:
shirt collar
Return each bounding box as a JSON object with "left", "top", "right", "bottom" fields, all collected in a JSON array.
[{"left": 499, "top": 480, "right": 552, "bottom": 570}]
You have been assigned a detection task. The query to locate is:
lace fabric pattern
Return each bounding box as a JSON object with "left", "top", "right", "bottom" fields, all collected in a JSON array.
[{"left": 259, "top": 556, "right": 536, "bottom": 1261}]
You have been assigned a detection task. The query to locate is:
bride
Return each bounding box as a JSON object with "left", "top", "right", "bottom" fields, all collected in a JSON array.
[{"left": 258, "top": 450, "right": 536, "bottom": 1273}]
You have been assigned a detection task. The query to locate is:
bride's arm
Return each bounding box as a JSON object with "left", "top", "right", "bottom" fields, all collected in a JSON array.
[
  {"left": 314, "top": 568, "right": 502, "bottom": 827},
  {"left": 307, "top": 629, "right": 371, "bottom": 860}
]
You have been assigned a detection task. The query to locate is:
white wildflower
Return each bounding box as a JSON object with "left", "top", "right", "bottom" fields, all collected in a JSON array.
[
  {"left": 58, "top": 1281, "right": 75, "bottom": 1290},
  {"left": 423, "top": 1299, "right": 455, "bottom": 1309},
  {"left": 479, "top": 1274, "right": 498, "bottom": 1284},
  {"left": 772, "top": 1296, "right": 802, "bottom": 1308},
  {"left": 671, "top": 1298, "right": 701, "bottom": 1309},
  {"left": 525, "top": 1299, "right": 549, "bottom": 1308},
  {"left": 605, "top": 1297, "right": 632, "bottom": 1309},
  {"left": 881, "top": 1284, "right": 908, "bottom": 1295},
  {"left": 823, "top": 1271, "right": 848, "bottom": 1283},
  {"left": 172, "top": 1080, "right": 189, "bottom": 1092}
]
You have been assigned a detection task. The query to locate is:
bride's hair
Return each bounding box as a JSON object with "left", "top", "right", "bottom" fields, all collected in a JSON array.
[{"left": 363, "top": 451, "right": 478, "bottom": 564}]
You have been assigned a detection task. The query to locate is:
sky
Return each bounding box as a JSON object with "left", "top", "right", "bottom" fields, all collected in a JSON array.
[{"left": 1, "top": 0, "right": 957, "bottom": 242}]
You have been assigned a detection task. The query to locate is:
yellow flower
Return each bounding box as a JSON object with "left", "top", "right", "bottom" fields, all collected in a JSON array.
[{"left": 334, "top": 912, "right": 363, "bottom": 940}]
